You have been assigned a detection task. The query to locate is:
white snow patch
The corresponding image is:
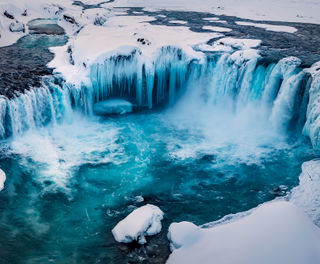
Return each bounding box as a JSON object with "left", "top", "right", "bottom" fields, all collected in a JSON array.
[
  {"left": 202, "top": 25, "right": 232, "bottom": 32},
  {"left": 167, "top": 201, "right": 320, "bottom": 264},
  {"left": 168, "top": 20, "right": 188, "bottom": 25},
  {"left": 112, "top": 204, "right": 164, "bottom": 244},
  {"left": 0, "top": 169, "right": 6, "bottom": 191},
  {"left": 202, "top": 17, "right": 220, "bottom": 21},
  {"left": 236, "top": 21, "right": 297, "bottom": 33}
]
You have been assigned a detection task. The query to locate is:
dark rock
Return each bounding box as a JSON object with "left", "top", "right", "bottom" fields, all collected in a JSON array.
[
  {"left": 67, "top": 45, "right": 75, "bottom": 65},
  {"left": 94, "top": 16, "right": 107, "bottom": 26},
  {"left": 0, "top": 34, "right": 67, "bottom": 99},
  {"left": 21, "top": 9, "right": 27, "bottom": 16},
  {"left": 4, "top": 11, "right": 14, "bottom": 20},
  {"left": 63, "top": 14, "right": 77, "bottom": 25},
  {"left": 269, "top": 185, "right": 288, "bottom": 197}
]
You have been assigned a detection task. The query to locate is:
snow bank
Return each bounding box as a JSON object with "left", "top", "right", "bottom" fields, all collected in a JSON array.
[
  {"left": 290, "top": 160, "right": 320, "bottom": 226},
  {"left": 0, "top": 169, "right": 6, "bottom": 191},
  {"left": 197, "top": 37, "right": 261, "bottom": 63},
  {"left": 167, "top": 201, "right": 320, "bottom": 264},
  {"left": 49, "top": 15, "right": 220, "bottom": 85},
  {"left": 236, "top": 21, "right": 297, "bottom": 33},
  {"left": 112, "top": 204, "right": 164, "bottom": 244}
]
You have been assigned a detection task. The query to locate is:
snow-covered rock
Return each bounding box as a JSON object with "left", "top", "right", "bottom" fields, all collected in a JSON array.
[
  {"left": 167, "top": 201, "right": 320, "bottom": 264},
  {"left": 9, "top": 21, "right": 25, "bottom": 33},
  {"left": 93, "top": 99, "right": 133, "bottom": 115},
  {"left": 112, "top": 204, "right": 164, "bottom": 244},
  {"left": 0, "top": 169, "right": 6, "bottom": 191}
]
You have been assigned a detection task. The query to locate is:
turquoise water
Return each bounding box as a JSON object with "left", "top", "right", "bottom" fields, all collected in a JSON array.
[{"left": 0, "top": 105, "right": 317, "bottom": 263}]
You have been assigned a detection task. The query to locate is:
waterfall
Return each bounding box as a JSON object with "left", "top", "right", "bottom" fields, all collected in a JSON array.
[
  {"left": 0, "top": 76, "right": 73, "bottom": 139},
  {"left": 0, "top": 47, "right": 319, "bottom": 147},
  {"left": 89, "top": 47, "right": 192, "bottom": 109}
]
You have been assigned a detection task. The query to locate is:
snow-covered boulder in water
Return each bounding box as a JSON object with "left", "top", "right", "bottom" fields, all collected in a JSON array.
[
  {"left": 0, "top": 169, "right": 6, "bottom": 191},
  {"left": 93, "top": 99, "right": 133, "bottom": 115},
  {"left": 167, "top": 201, "right": 320, "bottom": 264},
  {"left": 112, "top": 204, "right": 164, "bottom": 244}
]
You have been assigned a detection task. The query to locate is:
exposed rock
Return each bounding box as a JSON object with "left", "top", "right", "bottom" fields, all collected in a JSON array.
[
  {"left": 94, "top": 16, "right": 107, "bottom": 26},
  {"left": 137, "top": 38, "right": 151, "bottom": 45},
  {"left": 0, "top": 34, "right": 67, "bottom": 99},
  {"left": 63, "top": 14, "right": 77, "bottom": 25},
  {"left": 4, "top": 11, "right": 14, "bottom": 20}
]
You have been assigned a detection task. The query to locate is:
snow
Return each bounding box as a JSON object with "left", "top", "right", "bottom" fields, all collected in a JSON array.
[
  {"left": 112, "top": 204, "right": 164, "bottom": 244},
  {"left": 0, "top": 169, "right": 5, "bottom": 191},
  {"left": 109, "top": 0, "right": 320, "bottom": 24},
  {"left": 197, "top": 37, "right": 261, "bottom": 60},
  {"left": 49, "top": 15, "right": 220, "bottom": 85},
  {"left": 168, "top": 20, "right": 188, "bottom": 25},
  {"left": 167, "top": 201, "right": 320, "bottom": 264},
  {"left": 202, "top": 26, "right": 232, "bottom": 32},
  {"left": 93, "top": 99, "right": 133, "bottom": 115},
  {"left": 202, "top": 17, "right": 220, "bottom": 21},
  {"left": 290, "top": 160, "right": 320, "bottom": 226},
  {"left": 215, "top": 37, "right": 261, "bottom": 49},
  {"left": 236, "top": 21, "right": 297, "bottom": 33}
]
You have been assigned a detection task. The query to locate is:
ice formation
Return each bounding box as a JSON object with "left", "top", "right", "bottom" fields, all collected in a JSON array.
[
  {"left": 93, "top": 99, "right": 133, "bottom": 115},
  {"left": 0, "top": 169, "right": 6, "bottom": 191},
  {"left": 112, "top": 204, "right": 164, "bottom": 244}
]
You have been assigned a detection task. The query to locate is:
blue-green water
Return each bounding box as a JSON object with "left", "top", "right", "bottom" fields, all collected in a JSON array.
[{"left": 0, "top": 105, "right": 317, "bottom": 263}]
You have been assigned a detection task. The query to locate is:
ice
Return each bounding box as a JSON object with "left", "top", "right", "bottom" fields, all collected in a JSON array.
[
  {"left": 112, "top": 204, "right": 164, "bottom": 244},
  {"left": 167, "top": 201, "right": 320, "bottom": 264},
  {"left": 93, "top": 99, "right": 133, "bottom": 115},
  {"left": 303, "top": 62, "right": 320, "bottom": 149},
  {"left": 0, "top": 169, "right": 6, "bottom": 191},
  {"left": 236, "top": 21, "right": 297, "bottom": 33}
]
